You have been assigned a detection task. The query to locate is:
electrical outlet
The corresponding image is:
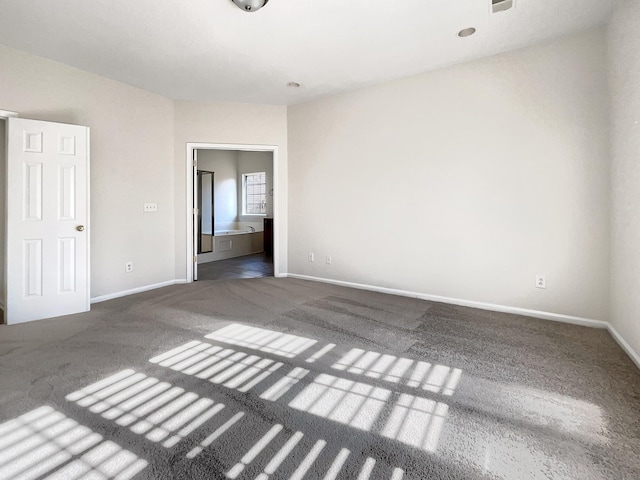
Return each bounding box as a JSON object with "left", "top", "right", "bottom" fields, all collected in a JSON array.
[
  {"left": 536, "top": 274, "right": 546, "bottom": 289},
  {"left": 144, "top": 203, "right": 158, "bottom": 212},
  {"left": 326, "top": 255, "right": 332, "bottom": 265},
  {"left": 308, "top": 253, "right": 314, "bottom": 262},
  {"left": 125, "top": 262, "right": 133, "bottom": 273}
]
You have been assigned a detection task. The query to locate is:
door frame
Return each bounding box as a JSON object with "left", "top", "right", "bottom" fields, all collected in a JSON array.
[{"left": 185, "top": 142, "right": 279, "bottom": 283}]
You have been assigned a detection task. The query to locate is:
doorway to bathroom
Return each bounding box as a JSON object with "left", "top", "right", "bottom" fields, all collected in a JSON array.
[{"left": 185, "top": 143, "right": 278, "bottom": 282}]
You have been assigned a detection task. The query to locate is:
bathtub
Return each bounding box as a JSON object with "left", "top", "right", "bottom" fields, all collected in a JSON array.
[
  {"left": 198, "top": 225, "right": 264, "bottom": 263},
  {"left": 214, "top": 229, "right": 255, "bottom": 236}
]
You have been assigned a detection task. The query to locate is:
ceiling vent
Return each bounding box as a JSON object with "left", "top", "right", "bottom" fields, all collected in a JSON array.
[{"left": 492, "top": 0, "right": 514, "bottom": 13}]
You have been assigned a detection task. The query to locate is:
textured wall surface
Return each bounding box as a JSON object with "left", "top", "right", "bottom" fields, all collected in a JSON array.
[
  {"left": 0, "top": 45, "right": 175, "bottom": 298},
  {"left": 288, "top": 29, "right": 610, "bottom": 321},
  {"left": 608, "top": 0, "right": 640, "bottom": 356}
]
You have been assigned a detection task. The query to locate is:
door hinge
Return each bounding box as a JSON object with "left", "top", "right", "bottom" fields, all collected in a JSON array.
[
  {"left": 193, "top": 208, "right": 198, "bottom": 215},
  {"left": 193, "top": 159, "right": 197, "bottom": 167},
  {"left": 193, "top": 256, "right": 197, "bottom": 263}
]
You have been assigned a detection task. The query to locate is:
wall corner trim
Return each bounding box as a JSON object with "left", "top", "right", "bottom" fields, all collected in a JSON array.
[{"left": 90, "top": 279, "right": 187, "bottom": 304}]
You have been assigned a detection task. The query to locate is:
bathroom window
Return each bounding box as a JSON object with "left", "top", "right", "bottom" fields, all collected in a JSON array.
[{"left": 243, "top": 172, "right": 267, "bottom": 215}]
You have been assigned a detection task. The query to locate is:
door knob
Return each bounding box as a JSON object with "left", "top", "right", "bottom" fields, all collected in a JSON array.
[{"left": 76, "top": 225, "right": 85, "bottom": 232}]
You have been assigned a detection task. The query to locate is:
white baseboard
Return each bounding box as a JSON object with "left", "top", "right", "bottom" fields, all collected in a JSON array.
[
  {"left": 91, "top": 279, "right": 187, "bottom": 304},
  {"left": 284, "top": 273, "right": 608, "bottom": 328},
  {"left": 607, "top": 324, "right": 640, "bottom": 370}
]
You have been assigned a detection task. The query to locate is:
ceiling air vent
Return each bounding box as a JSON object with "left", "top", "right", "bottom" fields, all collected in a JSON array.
[{"left": 492, "top": 0, "right": 514, "bottom": 13}]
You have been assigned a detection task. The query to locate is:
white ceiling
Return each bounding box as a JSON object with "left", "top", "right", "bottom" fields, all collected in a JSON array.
[{"left": 0, "top": 0, "right": 617, "bottom": 105}]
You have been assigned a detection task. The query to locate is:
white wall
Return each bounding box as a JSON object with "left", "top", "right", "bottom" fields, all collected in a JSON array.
[
  {"left": 197, "top": 149, "right": 274, "bottom": 233},
  {"left": 238, "top": 150, "right": 274, "bottom": 221},
  {"left": 288, "top": 29, "right": 610, "bottom": 321},
  {"left": 197, "top": 149, "right": 239, "bottom": 229},
  {"left": 608, "top": 1, "right": 640, "bottom": 356},
  {"left": 0, "top": 45, "right": 176, "bottom": 299},
  {"left": 173, "top": 101, "right": 288, "bottom": 279},
  {"left": 0, "top": 46, "right": 289, "bottom": 297}
]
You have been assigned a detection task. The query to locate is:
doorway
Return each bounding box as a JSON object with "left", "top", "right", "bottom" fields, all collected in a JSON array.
[{"left": 185, "top": 143, "right": 278, "bottom": 283}]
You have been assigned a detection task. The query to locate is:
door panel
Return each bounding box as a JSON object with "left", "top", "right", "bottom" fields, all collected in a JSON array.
[
  {"left": 24, "top": 162, "right": 43, "bottom": 221},
  {"left": 6, "top": 118, "right": 89, "bottom": 324},
  {"left": 58, "top": 165, "right": 76, "bottom": 220},
  {"left": 23, "top": 239, "right": 43, "bottom": 297},
  {"left": 58, "top": 237, "right": 76, "bottom": 293}
]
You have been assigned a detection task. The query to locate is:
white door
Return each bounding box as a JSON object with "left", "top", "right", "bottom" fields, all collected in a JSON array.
[{"left": 6, "top": 117, "right": 90, "bottom": 324}]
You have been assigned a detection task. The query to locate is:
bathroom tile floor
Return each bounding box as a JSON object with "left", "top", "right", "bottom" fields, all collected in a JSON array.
[{"left": 196, "top": 253, "right": 274, "bottom": 281}]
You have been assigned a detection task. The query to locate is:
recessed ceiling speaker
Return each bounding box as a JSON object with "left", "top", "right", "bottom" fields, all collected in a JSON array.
[
  {"left": 231, "top": 0, "right": 269, "bottom": 12},
  {"left": 492, "top": 0, "right": 514, "bottom": 13}
]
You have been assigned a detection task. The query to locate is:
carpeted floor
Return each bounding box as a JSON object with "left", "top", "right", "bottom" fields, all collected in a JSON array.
[{"left": 0, "top": 277, "right": 639, "bottom": 480}]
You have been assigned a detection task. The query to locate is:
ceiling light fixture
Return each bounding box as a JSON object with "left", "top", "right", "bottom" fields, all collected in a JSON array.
[
  {"left": 287, "top": 82, "right": 300, "bottom": 88},
  {"left": 231, "top": 0, "right": 269, "bottom": 12},
  {"left": 458, "top": 27, "right": 476, "bottom": 38}
]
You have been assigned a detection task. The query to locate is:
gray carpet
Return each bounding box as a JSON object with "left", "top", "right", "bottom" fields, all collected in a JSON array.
[{"left": 0, "top": 277, "right": 639, "bottom": 480}]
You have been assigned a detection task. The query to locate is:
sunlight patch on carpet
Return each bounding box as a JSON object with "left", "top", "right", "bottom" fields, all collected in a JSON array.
[
  {"left": 0, "top": 406, "right": 147, "bottom": 480},
  {"left": 206, "top": 324, "right": 317, "bottom": 358},
  {"left": 332, "top": 348, "right": 462, "bottom": 395},
  {"left": 66, "top": 370, "right": 225, "bottom": 448}
]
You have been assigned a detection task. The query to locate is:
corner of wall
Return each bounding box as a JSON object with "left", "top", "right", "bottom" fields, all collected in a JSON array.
[{"left": 605, "top": 0, "right": 640, "bottom": 364}]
